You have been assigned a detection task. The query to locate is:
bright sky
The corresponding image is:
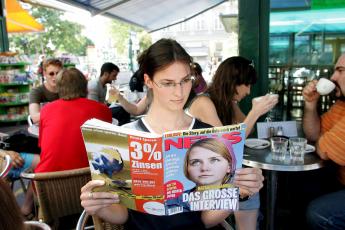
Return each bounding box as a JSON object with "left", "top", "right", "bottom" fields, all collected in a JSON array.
[
  {"left": 63, "top": 11, "right": 112, "bottom": 47},
  {"left": 24, "top": 0, "right": 112, "bottom": 47}
]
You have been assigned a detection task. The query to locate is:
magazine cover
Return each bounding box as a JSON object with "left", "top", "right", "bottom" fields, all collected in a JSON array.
[{"left": 81, "top": 119, "right": 246, "bottom": 216}]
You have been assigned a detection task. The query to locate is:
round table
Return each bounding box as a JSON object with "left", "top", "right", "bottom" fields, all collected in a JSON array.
[{"left": 243, "top": 146, "right": 325, "bottom": 230}]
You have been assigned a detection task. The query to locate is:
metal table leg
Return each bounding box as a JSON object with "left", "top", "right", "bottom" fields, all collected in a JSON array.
[{"left": 265, "top": 170, "right": 277, "bottom": 230}]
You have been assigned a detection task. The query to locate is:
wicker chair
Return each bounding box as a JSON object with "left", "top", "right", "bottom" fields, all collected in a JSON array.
[
  {"left": 76, "top": 209, "right": 233, "bottom": 230},
  {"left": 21, "top": 167, "right": 91, "bottom": 228},
  {"left": 25, "top": 220, "right": 51, "bottom": 230},
  {"left": 76, "top": 209, "right": 124, "bottom": 230},
  {"left": 0, "top": 153, "right": 12, "bottom": 178}
]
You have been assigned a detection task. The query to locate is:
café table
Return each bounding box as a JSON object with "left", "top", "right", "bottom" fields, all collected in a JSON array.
[{"left": 243, "top": 146, "right": 325, "bottom": 230}]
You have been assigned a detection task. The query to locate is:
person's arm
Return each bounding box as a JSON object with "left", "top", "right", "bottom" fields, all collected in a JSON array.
[
  {"left": 80, "top": 180, "right": 128, "bottom": 224},
  {"left": 0, "top": 150, "right": 24, "bottom": 168},
  {"left": 201, "top": 210, "right": 232, "bottom": 228},
  {"left": 29, "top": 103, "right": 41, "bottom": 124},
  {"left": 315, "top": 142, "right": 329, "bottom": 160},
  {"left": 302, "top": 80, "right": 321, "bottom": 141},
  {"left": 232, "top": 101, "right": 246, "bottom": 123},
  {"left": 244, "top": 95, "right": 278, "bottom": 137},
  {"left": 188, "top": 96, "right": 223, "bottom": 127},
  {"left": 233, "top": 168, "right": 264, "bottom": 197},
  {"left": 117, "top": 94, "right": 149, "bottom": 116},
  {"left": 87, "top": 81, "right": 100, "bottom": 102},
  {"left": 316, "top": 115, "right": 345, "bottom": 163},
  {"left": 28, "top": 87, "right": 42, "bottom": 124}
]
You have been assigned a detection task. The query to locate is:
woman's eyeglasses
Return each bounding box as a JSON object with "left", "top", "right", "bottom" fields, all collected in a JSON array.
[
  {"left": 153, "top": 76, "right": 195, "bottom": 89},
  {"left": 47, "top": 71, "right": 59, "bottom": 77}
]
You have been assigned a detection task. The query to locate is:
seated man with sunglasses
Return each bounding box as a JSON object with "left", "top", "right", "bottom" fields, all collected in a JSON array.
[{"left": 29, "top": 58, "right": 63, "bottom": 125}]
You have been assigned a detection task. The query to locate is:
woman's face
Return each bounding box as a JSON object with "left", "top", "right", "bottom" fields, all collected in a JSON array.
[
  {"left": 234, "top": 84, "right": 251, "bottom": 101},
  {"left": 187, "top": 146, "right": 231, "bottom": 186},
  {"left": 44, "top": 65, "right": 62, "bottom": 89},
  {"left": 145, "top": 61, "right": 192, "bottom": 111}
]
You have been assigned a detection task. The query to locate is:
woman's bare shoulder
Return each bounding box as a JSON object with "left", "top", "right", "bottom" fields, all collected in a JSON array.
[{"left": 192, "top": 94, "right": 214, "bottom": 107}]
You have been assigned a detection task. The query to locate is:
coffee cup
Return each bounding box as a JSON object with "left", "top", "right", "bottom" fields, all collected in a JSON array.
[
  {"left": 254, "top": 96, "right": 264, "bottom": 102},
  {"left": 316, "top": 78, "right": 335, "bottom": 95},
  {"left": 268, "top": 93, "right": 278, "bottom": 100},
  {"left": 254, "top": 94, "right": 278, "bottom": 102}
]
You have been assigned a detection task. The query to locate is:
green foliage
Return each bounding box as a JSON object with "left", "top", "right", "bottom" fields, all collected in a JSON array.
[
  {"left": 109, "top": 20, "right": 151, "bottom": 57},
  {"left": 138, "top": 31, "right": 152, "bottom": 53},
  {"left": 9, "top": 6, "right": 93, "bottom": 56}
]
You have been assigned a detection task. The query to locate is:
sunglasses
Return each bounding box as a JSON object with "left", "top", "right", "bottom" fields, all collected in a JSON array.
[{"left": 48, "top": 71, "right": 59, "bottom": 77}]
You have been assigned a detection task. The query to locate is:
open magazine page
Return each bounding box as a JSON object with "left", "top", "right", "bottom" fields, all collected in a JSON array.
[
  {"left": 82, "top": 119, "right": 164, "bottom": 213},
  {"left": 81, "top": 119, "right": 246, "bottom": 216},
  {"left": 163, "top": 124, "right": 245, "bottom": 215}
]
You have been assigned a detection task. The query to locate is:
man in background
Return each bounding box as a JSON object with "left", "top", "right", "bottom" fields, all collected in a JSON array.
[
  {"left": 29, "top": 58, "right": 63, "bottom": 124},
  {"left": 88, "top": 62, "right": 132, "bottom": 125},
  {"left": 303, "top": 54, "right": 345, "bottom": 229},
  {"left": 87, "top": 62, "right": 119, "bottom": 103}
]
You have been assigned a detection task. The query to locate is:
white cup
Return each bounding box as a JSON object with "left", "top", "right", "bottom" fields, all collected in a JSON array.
[
  {"left": 316, "top": 78, "right": 335, "bottom": 95},
  {"left": 254, "top": 94, "right": 278, "bottom": 102},
  {"left": 268, "top": 94, "right": 279, "bottom": 100},
  {"left": 253, "top": 96, "right": 263, "bottom": 102}
]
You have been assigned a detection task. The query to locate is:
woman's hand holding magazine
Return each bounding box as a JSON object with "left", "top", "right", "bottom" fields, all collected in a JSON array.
[
  {"left": 233, "top": 168, "right": 264, "bottom": 198},
  {"left": 80, "top": 180, "right": 120, "bottom": 215}
]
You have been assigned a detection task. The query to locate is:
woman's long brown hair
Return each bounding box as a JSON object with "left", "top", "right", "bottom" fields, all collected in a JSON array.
[
  {"left": 206, "top": 56, "right": 257, "bottom": 125},
  {"left": 0, "top": 179, "right": 25, "bottom": 230}
]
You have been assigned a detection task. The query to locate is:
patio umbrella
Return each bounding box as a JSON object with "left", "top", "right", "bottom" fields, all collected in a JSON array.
[{"left": 5, "top": 0, "right": 44, "bottom": 33}]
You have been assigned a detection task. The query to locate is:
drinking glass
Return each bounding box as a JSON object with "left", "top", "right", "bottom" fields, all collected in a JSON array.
[
  {"left": 289, "top": 137, "right": 307, "bottom": 163},
  {"left": 106, "top": 80, "right": 120, "bottom": 103},
  {"left": 271, "top": 137, "right": 288, "bottom": 161}
]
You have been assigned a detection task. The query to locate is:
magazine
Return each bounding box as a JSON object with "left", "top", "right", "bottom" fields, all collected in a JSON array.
[{"left": 81, "top": 118, "right": 246, "bottom": 216}]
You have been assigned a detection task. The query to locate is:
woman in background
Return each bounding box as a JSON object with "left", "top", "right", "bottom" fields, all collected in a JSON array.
[{"left": 187, "top": 56, "right": 278, "bottom": 229}]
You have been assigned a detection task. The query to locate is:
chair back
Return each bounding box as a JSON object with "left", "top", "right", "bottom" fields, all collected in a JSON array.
[
  {"left": 21, "top": 167, "right": 91, "bottom": 226},
  {"left": 0, "top": 154, "right": 12, "bottom": 178},
  {"left": 76, "top": 210, "right": 124, "bottom": 230},
  {"left": 27, "top": 115, "right": 33, "bottom": 126},
  {"left": 25, "top": 221, "right": 51, "bottom": 230},
  {"left": 76, "top": 209, "right": 230, "bottom": 230}
]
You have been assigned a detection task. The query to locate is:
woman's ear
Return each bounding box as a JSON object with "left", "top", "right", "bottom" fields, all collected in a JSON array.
[
  {"left": 226, "top": 164, "right": 231, "bottom": 173},
  {"left": 144, "top": 74, "right": 153, "bottom": 89}
]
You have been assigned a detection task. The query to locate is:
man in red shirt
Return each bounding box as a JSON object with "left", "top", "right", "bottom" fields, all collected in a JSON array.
[
  {"left": 22, "top": 68, "right": 112, "bottom": 218},
  {"left": 35, "top": 68, "right": 112, "bottom": 172}
]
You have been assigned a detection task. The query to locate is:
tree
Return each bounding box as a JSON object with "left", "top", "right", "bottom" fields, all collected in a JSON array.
[
  {"left": 9, "top": 6, "right": 93, "bottom": 56},
  {"left": 138, "top": 31, "right": 152, "bottom": 54},
  {"left": 109, "top": 20, "right": 151, "bottom": 58}
]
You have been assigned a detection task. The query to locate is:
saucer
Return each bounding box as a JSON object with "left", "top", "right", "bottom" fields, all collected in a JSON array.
[
  {"left": 305, "top": 144, "right": 315, "bottom": 154},
  {"left": 245, "top": 138, "right": 270, "bottom": 149}
]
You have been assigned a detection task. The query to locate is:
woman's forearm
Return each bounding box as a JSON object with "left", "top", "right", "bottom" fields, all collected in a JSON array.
[
  {"left": 118, "top": 95, "right": 148, "bottom": 116},
  {"left": 243, "top": 109, "right": 260, "bottom": 138},
  {"left": 201, "top": 210, "right": 232, "bottom": 228},
  {"left": 96, "top": 204, "right": 128, "bottom": 225}
]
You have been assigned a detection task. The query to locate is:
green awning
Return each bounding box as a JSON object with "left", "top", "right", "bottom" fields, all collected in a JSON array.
[{"left": 270, "top": 8, "right": 345, "bottom": 34}]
